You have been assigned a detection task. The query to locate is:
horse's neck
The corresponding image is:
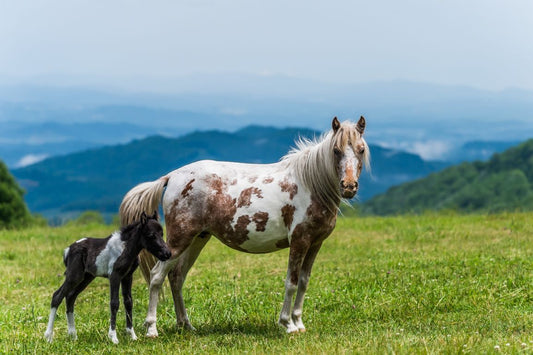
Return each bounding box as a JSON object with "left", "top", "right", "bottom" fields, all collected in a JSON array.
[
  {"left": 120, "top": 230, "right": 143, "bottom": 259},
  {"left": 292, "top": 138, "right": 341, "bottom": 214}
]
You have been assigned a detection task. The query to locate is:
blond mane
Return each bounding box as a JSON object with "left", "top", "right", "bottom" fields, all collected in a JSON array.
[{"left": 282, "top": 121, "right": 370, "bottom": 213}]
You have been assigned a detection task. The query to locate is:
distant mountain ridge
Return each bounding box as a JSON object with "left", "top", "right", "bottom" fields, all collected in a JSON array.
[
  {"left": 12, "top": 125, "right": 446, "bottom": 219},
  {"left": 363, "top": 139, "right": 533, "bottom": 215}
]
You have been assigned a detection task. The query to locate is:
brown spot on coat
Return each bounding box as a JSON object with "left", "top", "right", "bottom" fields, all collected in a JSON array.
[
  {"left": 237, "top": 187, "right": 263, "bottom": 208},
  {"left": 181, "top": 179, "right": 195, "bottom": 197},
  {"left": 263, "top": 177, "right": 274, "bottom": 184},
  {"left": 248, "top": 176, "right": 258, "bottom": 183},
  {"left": 234, "top": 215, "right": 251, "bottom": 245},
  {"left": 281, "top": 204, "right": 296, "bottom": 229},
  {"left": 278, "top": 178, "right": 298, "bottom": 200},
  {"left": 252, "top": 212, "right": 269, "bottom": 232}
]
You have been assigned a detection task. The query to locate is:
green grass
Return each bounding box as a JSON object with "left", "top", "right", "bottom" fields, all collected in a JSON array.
[{"left": 2, "top": 213, "right": 533, "bottom": 353}]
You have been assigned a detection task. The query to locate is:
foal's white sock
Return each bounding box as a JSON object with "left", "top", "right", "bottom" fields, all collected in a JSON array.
[{"left": 44, "top": 307, "right": 57, "bottom": 342}]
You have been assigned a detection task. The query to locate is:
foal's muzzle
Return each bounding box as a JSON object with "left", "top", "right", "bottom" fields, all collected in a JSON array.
[
  {"left": 159, "top": 249, "right": 172, "bottom": 261},
  {"left": 340, "top": 180, "right": 358, "bottom": 199}
]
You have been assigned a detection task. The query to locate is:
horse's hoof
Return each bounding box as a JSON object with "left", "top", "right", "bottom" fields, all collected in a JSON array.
[
  {"left": 298, "top": 328, "right": 306, "bottom": 333},
  {"left": 44, "top": 332, "right": 53, "bottom": 343}
]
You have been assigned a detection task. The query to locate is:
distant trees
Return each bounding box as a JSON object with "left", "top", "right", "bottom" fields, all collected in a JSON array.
[
  {"left": 0, "top": 160, "right": 33, "bottom": 228},
  {"left": 363, "top": 139, "right": 533, "bottom": 215}
]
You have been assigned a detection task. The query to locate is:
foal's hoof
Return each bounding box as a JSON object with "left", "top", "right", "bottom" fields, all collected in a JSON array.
[{"left": 108, "top": 329, "right": 119, "bottom": 344}]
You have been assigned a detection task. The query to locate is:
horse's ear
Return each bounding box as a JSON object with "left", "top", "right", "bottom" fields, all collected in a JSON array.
[
  {"left": 332, "top": 117, "right": 341, "bottom": 133},
  {"left": 356, "top": 116, "right": 366, "bottom": 134},
  {"left": 151, "top": 210, "right": 158, "bottom": 220},
  {"left": 140, "top": 211, "right": 147, "bottom": 225}
]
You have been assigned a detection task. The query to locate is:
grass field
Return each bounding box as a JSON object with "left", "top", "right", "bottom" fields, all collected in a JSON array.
[{"left": 1, "top": 212, "right": 533, "bottom": 354}]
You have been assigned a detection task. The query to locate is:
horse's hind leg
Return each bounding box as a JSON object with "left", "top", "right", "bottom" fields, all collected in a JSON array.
[
  {"left": 144, "top": 257, "right": 179, "bottom": 337},
  {"left": 44, "top": 258, "right": 85, "bottom": 342},
  {"left": 168, "top": 232, "right": 211, "bottom": 331},
  {"left": 64, "top": 273, "right": 95, "bottom": 340},
  {"left": 291, "top": 242, "right": 323, "bottom": 332}
]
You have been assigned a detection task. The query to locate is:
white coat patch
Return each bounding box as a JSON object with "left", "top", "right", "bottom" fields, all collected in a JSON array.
[{"left": 94, "top": 232, "right": 125, "bottom": 276}]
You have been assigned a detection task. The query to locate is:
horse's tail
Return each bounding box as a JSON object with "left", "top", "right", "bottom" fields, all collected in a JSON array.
[{"left": 119, "top": 174, "right": 170, "bottom": 285}]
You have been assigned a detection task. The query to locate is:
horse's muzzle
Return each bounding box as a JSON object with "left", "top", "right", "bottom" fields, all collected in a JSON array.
[{"left": 340, "top": 181, "right": 358, "bottom": 199}]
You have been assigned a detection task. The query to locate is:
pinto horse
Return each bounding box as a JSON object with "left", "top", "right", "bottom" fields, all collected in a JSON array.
[
  {"left": 44, "top": 212, "right": 171, "bottom": 343},
  {"left": 119, "top": 117, "right": 370, "bottom": 336}
]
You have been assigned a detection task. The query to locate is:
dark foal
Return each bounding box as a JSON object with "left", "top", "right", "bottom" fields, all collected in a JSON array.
[{"left": 44, "top": 212, "right": 171, "bottom": 344}]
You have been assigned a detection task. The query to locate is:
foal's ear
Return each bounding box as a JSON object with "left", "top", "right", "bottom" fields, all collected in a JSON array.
[
  {"left": 140, "top": 211, "right": 148, "bottom": 225},
  {"left": 332, "top": 117, "right": 341, "bottom": 133},
  {"left": 356, "top": 116, "right": 366, "bottom": 134}
]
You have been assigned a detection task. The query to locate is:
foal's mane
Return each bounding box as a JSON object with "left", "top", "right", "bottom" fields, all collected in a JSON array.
[{"left": 282, "top": 121, "right": 370, "bottom": 213}]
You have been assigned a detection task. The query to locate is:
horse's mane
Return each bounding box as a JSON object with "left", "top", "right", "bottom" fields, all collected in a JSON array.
[{"left": 282, "top": 121, "right": 370, "bottom": 214}]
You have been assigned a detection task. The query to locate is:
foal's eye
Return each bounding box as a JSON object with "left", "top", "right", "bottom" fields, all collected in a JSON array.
[{"left": 359, "top": 147, "right": 365, "bottom": 155}]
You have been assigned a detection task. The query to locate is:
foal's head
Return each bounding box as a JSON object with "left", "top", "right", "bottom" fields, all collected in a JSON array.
[
  {"left": 137, "top": 212, "right": 171, "bottom": 261},
  {"left": 331, "top": 116, "right": 370, "bottom": 199}
]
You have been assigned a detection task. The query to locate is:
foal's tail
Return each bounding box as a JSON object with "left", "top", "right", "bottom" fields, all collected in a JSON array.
[{"left": 119, "top": 174, "right": 170, "bottom": 285}]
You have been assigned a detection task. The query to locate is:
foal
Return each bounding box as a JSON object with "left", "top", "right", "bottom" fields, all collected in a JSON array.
[{"left": 44, "top": 212, "right": 171, "bottom": 344}]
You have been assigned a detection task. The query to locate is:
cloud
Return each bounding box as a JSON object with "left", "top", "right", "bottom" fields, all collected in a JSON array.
[{"left": 15, "top": 154, "right": 49, "bottom": 168}]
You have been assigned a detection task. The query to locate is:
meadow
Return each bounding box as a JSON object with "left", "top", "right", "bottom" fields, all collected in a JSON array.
[{"left": 1, "top": 212, "right": 533, "bottom": 354}]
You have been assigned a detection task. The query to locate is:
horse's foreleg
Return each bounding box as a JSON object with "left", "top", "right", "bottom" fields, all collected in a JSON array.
[
  {"left": 108, "top": 274, "right": 121, "bottom": 344},
  {"left": 279, "top": 238, "right": 311, "bottom": 333},
  {"left": 291, "top": 242, "right": 323, "bottom": 332},
  {"left": 168, "top": 233, "right": 211, "bottom": 331},
  {"left": 121, "top": 271, "right": 137, "bottom": 340},
  {"left": 144, "top": 258, "right": 178, "bottom": 337}
]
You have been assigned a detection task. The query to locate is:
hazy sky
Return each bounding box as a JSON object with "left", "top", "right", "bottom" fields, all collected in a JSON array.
[{"left": 1, "top": 0, "right": 532, "bottom": 92}]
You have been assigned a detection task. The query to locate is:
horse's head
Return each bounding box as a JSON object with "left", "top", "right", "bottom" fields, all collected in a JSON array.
[
  {"left": 331, "top": 116, "right": 370, "bottom": 199},
  {"left": 139, "top": 211, "right": 171, "bottom": 261}
]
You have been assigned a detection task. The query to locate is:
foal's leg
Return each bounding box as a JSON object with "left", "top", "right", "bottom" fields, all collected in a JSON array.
[
  {"left": 168, "top": 233, "right": 211, "bottom": 331},
  {"left": 64, "top": 273, "right": 95, "bottom": 340},
  {"left": 121, "top": 271, "right": 137, "bottom": 340},
  {"left": 44, "top": 258, "right": 85, "bottom": 342},
  {"left": 278, "top": 237, "right": 311, "bottom": 333},
  {"left": 108, "top": 274, "right": 122, "bottom": 344},
  {"left": 291, "top": 242, "right": 323, "bottom": 332}
]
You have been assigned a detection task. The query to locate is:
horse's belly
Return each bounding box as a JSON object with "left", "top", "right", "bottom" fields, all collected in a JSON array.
[
  {"left": 239, "top": 229, "right": 289, "bottom": 253},
  {"left": 213, "top": 219, "right": 289, "bottom": 254}
]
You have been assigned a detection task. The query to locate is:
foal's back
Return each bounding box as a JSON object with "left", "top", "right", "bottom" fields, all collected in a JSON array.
[{"left": 65, "top": 232, "right": 125, "bottom": 278}]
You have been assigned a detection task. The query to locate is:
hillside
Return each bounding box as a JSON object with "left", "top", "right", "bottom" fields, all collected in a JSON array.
[
  {"left": 0, "top": 160, "right": 32, "bottom": 228},
  {"left": 12, "top": 126, "right": 446, "bottom": 218},
  {"left": 363, "top": 139, "right": 533, "bottom": 215}
]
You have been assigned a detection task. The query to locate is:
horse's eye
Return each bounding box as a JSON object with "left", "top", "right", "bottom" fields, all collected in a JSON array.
[
  {"left": 334, "top": 147, "right": 342, "bottom": 156},
  {"left": 359, "top": 148, "right": 365, "bottom": 155}
]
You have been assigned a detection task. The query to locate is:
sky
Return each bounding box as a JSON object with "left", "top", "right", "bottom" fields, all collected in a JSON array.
[{"left": 1, "top": 0, "right": 532, "bottom": 92}]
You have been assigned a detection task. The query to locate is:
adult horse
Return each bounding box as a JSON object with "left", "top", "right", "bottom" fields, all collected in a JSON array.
[{"left": 120, "top": 116, "right": 370, "bottom": 336}]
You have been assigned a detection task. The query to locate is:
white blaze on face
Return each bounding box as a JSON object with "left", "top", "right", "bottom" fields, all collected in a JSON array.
[
  {"left": 340, "top": 145, "right": 357, "bottom": 186},
  {"left": 95, "top": 232, "right": 125, "bottom": 276}
]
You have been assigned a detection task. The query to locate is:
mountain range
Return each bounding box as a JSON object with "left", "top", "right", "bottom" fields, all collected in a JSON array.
[{"left": 12, "top": 125, "right": 448, "bottom": 221}]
